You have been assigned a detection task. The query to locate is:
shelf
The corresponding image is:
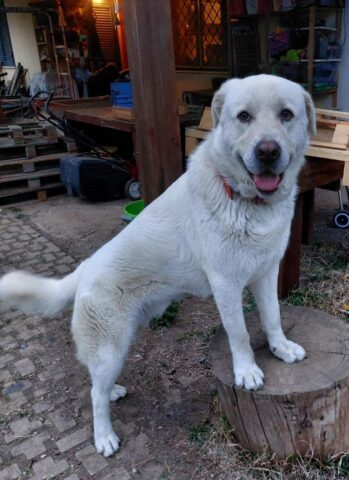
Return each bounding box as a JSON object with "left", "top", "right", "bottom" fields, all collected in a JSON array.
[
  {"left": 37, "top": 41, "right": 47, "bottom": 46},
  {"left": 298, "top": 26, "right": 338, "bottom": 31},
  {"left": 300, "top": 58, "right": 341, "bottom": 62}
]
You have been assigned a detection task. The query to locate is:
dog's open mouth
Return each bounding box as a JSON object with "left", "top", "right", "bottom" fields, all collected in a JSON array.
[{"left": 251, "top": 172, "right": 283, "bottom": 193}]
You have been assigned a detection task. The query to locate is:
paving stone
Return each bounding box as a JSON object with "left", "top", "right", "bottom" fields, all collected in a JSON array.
[
  {"left": 31, "top": 456, "right": 69, "bottom": 480},
  {"left": 0, "top": 370, "right": 11, "bottom": 383},
  {"left": 0, "top": 392, "right": 27, "bottom": 415},
  {"left": 75, "top": 445, "right": 108, "bottom": 475},
  {"left": 11, "top": 431, "right": 50, "bottom": 460},
  {"left": 5, "top": 418, "right": 43, "bottom": 444},
  {"left": 15, "top": 358, "right": 35, "bottom": 376},
  {"left": 140, "top": 462, "right": 164, "bottom": 480},
  {"left": 64, "top": 475, "right": 80, "bottom": 480},
  {"left": 56, "top": 426, "right": 92, "bottom": 453},
  {"left": 0, "top": 464, "right": 21, "bottom": 480},
  {"left": 101, "top": 467, "right": 131, "bottom": 480},
  {"left": 0, "top": 335, "right": 18, "bottom": 351},
  {"left": 32, "top": 393, "right": 67, "bottom": 414},
  {"left": 49, "top": 407, "right": 77, "bottom": 433},
  {"left": 118, "top": 433, "right": 150, "bottom": 463},
  {"left": 0, "top": 354, "right": 14, "bottom": 369},
  {"left": 55, "top": 264, "right": 72, "bottom": 275}
]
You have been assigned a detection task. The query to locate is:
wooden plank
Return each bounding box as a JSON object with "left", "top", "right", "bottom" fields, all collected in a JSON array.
[
  {"left": 122, "top": 0, "right": 182, "bottom": 204},
  {"left": 299, "top": 158, "right": 344, "bottom": 192},
  {"left": 317, "top": 108, "right": 349, "bottom": 120},
  {"left": 332, "top": 124, "right": 349, "bottom": 145},
  {"left": 0, "top": 152, "right": 69, "bottom": 168},
  {"left": 185, "top": 127, "right": 208, "bottom": 140},
  {"left": 306, "top": 146, "right": 349, "bottom": 161},
  {"left": 0, "top": 182, "right": 63, "bottom": 199},
  {"left": 0, "top": 168, "right": 60, "bottom": 184},
  {"left": 185, "top": 136, "right": 200, "bottom": 157},
  {"left": 199, "top": 107, "right": 212, "bottom": 130},
  {"left": 310, "top": 141, "right": 348, "bottom": 150}
]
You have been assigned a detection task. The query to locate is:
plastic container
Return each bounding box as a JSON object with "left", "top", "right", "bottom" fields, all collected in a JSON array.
[
  {"left": 111, "top": 82, "right": 133, "bottom": 108},
  {"left": 122, "top": 199, "right": 144, "bottom": 222}
]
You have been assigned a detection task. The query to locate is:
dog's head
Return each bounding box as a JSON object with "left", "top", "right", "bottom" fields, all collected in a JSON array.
[{"left": 210, "top": 74, "right": 316, "bottom": 202}]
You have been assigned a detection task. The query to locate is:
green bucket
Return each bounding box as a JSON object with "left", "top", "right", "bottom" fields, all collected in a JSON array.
[{"left": 122, "top": 199, "right": 144, "bottom": 222}]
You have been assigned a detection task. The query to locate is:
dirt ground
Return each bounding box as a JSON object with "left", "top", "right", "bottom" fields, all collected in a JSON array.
[{"left": 0, "top": 188, "right": 348, "bottom": 480}]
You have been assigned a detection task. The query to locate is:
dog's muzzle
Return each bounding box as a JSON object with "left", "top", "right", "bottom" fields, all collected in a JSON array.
[{"left": 250, "top": 140, "right": 285, "bottom": 193}]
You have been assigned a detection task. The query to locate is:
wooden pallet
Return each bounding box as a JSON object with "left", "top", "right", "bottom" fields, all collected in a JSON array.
[
  {"left": 0, "top": 135, "right": 76, "bottom": 204},
  {"left": 0, "top": 122, "right": 59, "bottom": 147},
  {"left": 185, "top": 107, "right": 349, "bottom": 186}
]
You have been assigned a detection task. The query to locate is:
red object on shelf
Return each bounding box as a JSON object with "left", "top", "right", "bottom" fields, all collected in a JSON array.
[{"left": 227, "top": 0, "right": 245, "bottom": 17}]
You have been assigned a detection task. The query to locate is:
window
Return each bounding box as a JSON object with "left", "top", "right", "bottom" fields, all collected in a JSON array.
[
  {"left": 0, "top": 1, "right": 15, "bottom": 67},
  {"left": 171, "top": 0, "right": 227, "bottom": 70}
]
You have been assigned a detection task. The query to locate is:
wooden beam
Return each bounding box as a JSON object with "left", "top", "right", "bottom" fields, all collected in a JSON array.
[{"left": 121, "top": 0, "right": 182, "bottom": 204}]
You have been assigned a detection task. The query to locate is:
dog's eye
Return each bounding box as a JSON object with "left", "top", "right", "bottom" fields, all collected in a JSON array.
[
  {"left": 237, "top": 111, "right": 251, "bottom": 123},
  {"left": 280, "top": 109, "right": 293, "bottom": 121}
]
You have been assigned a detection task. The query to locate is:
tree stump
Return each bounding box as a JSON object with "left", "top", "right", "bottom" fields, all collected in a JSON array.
[{"left": 210, "top": 306, "right": 349, "bottom": 458}]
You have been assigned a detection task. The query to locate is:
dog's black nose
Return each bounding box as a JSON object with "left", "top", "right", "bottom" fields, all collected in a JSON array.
[{"left": 255, "top": 141, "right": 281, "bottom": 164}]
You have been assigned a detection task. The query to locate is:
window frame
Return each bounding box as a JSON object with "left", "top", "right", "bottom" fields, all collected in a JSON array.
[
  {"left": 0, "top": 1, "right": 15, "bottom": 68},
  {"left": 171, "top": 0, "right": 228, "bottom": 72}
]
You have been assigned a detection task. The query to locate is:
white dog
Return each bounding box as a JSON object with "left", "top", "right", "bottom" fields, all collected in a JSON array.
[{"left": 0, "top": 74, "right": 315, "bottom": 457}]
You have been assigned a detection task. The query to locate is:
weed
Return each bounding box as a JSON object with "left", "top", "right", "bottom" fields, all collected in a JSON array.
[
  {"left": 188, "top": 422, "right": 211, "bottom": 445},
  {"left": 150, "top": 302, "right": 180, "bottom": 330},
  {"left": 9, "top": 207, "right": 26, "bottom": 219}
]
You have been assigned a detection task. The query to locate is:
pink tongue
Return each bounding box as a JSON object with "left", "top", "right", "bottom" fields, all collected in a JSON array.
[{"left": 254, "top": 173, "right": 280, "bottom": 192}]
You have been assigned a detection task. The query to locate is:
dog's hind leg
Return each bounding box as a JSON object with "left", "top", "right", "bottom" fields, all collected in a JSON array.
[{"left": 72, "top": 293, "right": 135, "bottom": 457}]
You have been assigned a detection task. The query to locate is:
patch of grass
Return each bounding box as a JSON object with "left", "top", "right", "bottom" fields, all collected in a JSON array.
[
  {"left": 282, "top": 286, "right": 329, "bottom": 309},
  {"left": 176, "top": 325, "right": 220, "bottom": 343},
  {"left": 188, "top": 422, "right": 211, "bottom": 445},
  {"left": 150, "top": 302, "right": 180, "bottom": 330},
  {"left": 243, "top": 291, "right": 257, "bottom": 313},
  {"left": 9, "top": 207, "right": 26, "bottom": 219}
]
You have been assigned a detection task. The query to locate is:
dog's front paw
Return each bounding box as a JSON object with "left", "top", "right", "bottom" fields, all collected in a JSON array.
[
  {"left": 95, "top": 431, "right": 120, "bottom": 457},
  {"left": 271, "top": 339, "right": 306, "bottom": 364},
  {"left": 234, "top": 363, "right": 264, "bottom": 390}
]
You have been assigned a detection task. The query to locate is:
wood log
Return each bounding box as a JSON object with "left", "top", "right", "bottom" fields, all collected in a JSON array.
[{"left": 210, "top": 306, "right": 349, "bottom": 459}]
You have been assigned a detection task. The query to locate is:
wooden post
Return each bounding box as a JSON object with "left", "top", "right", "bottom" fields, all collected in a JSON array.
[
  {"left": 278, "top": 194, "right": 303, "bottom": 298},
  {"left": 121, "top": 0, "right": 182, "bottom": 204}
]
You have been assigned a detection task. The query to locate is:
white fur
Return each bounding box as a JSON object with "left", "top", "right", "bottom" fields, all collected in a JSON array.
[{"left": 0, "top": 75, "right": 314, "bottom": 456}]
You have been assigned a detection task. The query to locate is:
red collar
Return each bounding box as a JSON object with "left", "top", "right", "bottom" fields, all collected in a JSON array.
[
  {"left": 222, "top": 177, "right": 234, "bottom": 199},
  {"left": 221, "top": 176, "right": 266, "bottom": 205}
]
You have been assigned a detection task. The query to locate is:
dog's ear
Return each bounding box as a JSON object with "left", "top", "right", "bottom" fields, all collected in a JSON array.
[
  {"left": 211, "top": 80, "right": 231, "bottom": 128},
  {"left": 303, "top": 90, "right": 316, "bottom": 136},
  {"left": 211, "top": 90, "right": 225, "bottom": 128}
]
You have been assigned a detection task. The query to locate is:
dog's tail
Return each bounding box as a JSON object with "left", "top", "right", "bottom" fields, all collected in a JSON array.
[{"left": 0, "top": 267, "right": 81, "bottom": 317}]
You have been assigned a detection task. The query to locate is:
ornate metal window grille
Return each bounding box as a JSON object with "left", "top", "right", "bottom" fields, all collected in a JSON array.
[{"left": 171, "top": 0, "right": 227, "bottom": 70}]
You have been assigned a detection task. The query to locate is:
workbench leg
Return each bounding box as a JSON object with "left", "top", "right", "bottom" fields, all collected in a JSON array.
[
  {"left": 278, "top": 194, "right": 303, "bottom": 299},
  {"left": 302, "top": 189, "right": 315, "bottom": 245}
]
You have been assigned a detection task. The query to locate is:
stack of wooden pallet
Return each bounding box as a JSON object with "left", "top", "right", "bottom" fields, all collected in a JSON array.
[
  {"left": 185, "top": 107, "right": 349, "bottom": 186},
  {"left": 0, "top": 120, "right": 76, "bottom": 204}
]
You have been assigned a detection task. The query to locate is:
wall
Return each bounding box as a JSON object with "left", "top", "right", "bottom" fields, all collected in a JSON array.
[
  {"left": 175, "top": 70, "right": 228, "bottom": 102},
  {"left": 3, "top": 0, "right": 41, "bottom": 85}
]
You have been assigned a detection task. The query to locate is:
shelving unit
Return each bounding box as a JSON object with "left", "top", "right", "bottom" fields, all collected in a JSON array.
[{"left": 305, "top": 5, "right": 343, "bottom": 106}]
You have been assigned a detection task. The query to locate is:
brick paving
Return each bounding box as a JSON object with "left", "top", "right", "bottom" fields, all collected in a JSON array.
[{"left": 0, "top": 210, "right": 165, "bottom": 480}]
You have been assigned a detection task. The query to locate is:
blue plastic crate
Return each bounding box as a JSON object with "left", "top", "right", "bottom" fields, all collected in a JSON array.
[{"left": 111, "top": 82, "right": 133, "bottom": 107}]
